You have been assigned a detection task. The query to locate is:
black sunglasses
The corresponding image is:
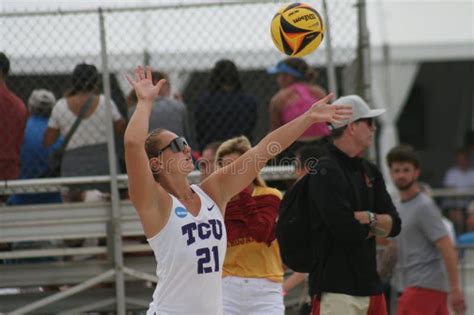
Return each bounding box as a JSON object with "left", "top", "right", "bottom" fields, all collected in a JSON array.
[
  {"left": 356, "top": 117, "right": 375, "bottom": 127},
  {"left": 157, "top": 137, "right": 189, "bottom": 156}
]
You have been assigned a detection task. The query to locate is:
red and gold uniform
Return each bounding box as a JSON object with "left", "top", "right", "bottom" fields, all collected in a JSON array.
[{"left": 223, "top": 186, "right": 284, "bottom": 283}]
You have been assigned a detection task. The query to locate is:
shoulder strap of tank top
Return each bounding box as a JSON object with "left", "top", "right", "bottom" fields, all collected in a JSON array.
[{"left": 191, "top": 184, "right": 213, "bottom": 204}]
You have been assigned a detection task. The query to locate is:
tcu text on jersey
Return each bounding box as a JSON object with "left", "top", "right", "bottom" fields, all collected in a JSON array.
[{"left": 181, "top": 219, "right": 224, "bottom": 245}]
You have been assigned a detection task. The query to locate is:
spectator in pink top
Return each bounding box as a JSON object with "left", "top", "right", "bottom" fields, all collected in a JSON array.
[
  {"left": 0, "top": 52, "right": 28, "bottom": 186},
  {"left": 267, "top": 58, "right": 329, "bottom": 162}
]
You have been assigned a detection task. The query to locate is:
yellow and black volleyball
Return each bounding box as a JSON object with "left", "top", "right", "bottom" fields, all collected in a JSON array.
[{"left": 271, "top": 2, "right": 324, "bottom": 57}]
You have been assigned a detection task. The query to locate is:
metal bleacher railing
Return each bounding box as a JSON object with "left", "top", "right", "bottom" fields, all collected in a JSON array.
[
  {"left": 1, "top": 174, "right": 474, "bottom": 314},
  {"left": 0, "top": 168, "right": 297, "bottom": 314}
]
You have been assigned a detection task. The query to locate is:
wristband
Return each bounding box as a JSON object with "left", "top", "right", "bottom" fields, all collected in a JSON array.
[{"left": 367, "top": 211, "right": 377, "bottom": 227}]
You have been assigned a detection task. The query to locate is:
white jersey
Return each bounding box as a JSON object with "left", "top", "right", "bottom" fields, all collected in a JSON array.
[{"left": 146, "top": 184, "right": 227, "bottom": 315}]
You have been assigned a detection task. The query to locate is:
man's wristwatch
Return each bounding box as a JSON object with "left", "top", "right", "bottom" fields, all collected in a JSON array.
[{"left": 367, "top": 211, "right": 377, "bottom": 228}]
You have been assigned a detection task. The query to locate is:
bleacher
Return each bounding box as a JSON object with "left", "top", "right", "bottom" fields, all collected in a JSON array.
[
  {"left": 0, "top": 198, "right": 151, "bottom": 314},
  {"left": 1, "top": 168, "right": 309, "bottom": 314},
  {"left": 1, "top": 171, "right": 474, "bottom": 314}
]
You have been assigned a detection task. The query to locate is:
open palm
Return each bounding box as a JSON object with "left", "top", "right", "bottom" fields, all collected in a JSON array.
[
  {"left": 126, "top": 66, "right": 166, "bottom": 103},
  {"left": 309, "top": 93, "right": 352, "bottom": 125}
]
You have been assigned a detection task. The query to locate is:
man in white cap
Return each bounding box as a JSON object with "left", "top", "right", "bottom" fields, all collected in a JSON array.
[
  {"left": 7, "top": 89, "right": 63, "bottom": 205},
  {"left": 307, "top": 95, "right": 401, "bottom": 315}
]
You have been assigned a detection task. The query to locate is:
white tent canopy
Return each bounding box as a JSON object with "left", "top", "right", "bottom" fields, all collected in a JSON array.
[{"left": 367, "top": 0, "right": 473, "bottom": 181}]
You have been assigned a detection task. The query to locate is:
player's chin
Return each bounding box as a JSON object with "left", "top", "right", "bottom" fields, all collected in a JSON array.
[{"left": 179, "top": 157, "right": 195, "bottom": 174}]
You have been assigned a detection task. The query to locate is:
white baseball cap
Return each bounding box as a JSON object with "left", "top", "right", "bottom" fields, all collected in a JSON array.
[
  {"left": 330, "top": 95, "right": 385, "bottom": 129},
  {"left": 28, "top": 89, "right": 56, "bottom": 111}
]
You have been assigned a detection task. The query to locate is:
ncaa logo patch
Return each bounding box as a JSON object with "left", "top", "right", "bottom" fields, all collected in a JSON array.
[{"left": 175, "top": 207, "right": 187, "bottom": 218}]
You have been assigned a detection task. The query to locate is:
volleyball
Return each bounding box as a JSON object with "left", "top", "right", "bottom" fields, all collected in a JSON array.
[{"left": 270, "top": 2, "right": 324, "bottom": 57}]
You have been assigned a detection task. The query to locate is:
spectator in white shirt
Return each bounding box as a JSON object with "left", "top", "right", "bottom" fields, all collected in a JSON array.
[{"left": 44, "top": 63, "right": 126, "bottom": 201}]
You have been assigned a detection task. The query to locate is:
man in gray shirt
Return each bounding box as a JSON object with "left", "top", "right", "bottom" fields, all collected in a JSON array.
[{"left": 386, "top": 145, "right": 466, "bottom": 315}]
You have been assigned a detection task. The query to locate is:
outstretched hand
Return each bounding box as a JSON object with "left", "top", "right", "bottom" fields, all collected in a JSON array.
[
  {"left": 126, "top": 66, "right": 167, "bottom": 103},
  {"left": 308, "top": 93, "right": 352, "bottom": 125}
]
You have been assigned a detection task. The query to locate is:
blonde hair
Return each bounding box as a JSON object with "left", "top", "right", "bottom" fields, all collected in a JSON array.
[
  {"left": 215, "top": 136, "right": 266, "bottom": 187},
  {"left": 145, "top": 128, "right": 168, "bottom": 182}
]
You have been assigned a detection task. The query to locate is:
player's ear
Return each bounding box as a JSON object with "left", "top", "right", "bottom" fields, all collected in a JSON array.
[{"left": 150, "top": 157, "right": 163, "bottom": 174}]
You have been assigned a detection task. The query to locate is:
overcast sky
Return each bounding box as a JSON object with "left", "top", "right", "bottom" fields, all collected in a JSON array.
[
  {"left": 1, "top": 0, "right": 472, "bottom": 72},
  {"left": 1, "top": 0, "right": 229, "bottom": 11},
  {"left": 2, "top": 0, "right": 472, "bottom": 11}
]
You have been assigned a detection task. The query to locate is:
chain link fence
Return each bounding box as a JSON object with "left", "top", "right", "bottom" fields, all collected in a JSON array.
[
  {"left": 0, "top": 0, "right": 363, "bottom": 197},
  {"left": 0, "top": 2, "right": 366, "bottom": 312},
  {"left": 1, "top": 2, "right": 474, "bottom": 313}
]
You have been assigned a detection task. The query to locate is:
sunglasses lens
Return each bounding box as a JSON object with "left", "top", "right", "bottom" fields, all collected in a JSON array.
[
  {"left": 170, "top": 137, "right": 188, "bottom": 152},
  {"left": 358, "top": 118, "right": 374, "bottom": 126}
]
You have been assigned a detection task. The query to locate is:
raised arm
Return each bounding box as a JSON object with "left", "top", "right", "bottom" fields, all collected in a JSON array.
[
  {"left": 269, "top": 94, "right": 284, "bottom": 131},
  {"left": 124, "top": 66, "right": 169, "bottom": 236},
  {"left": 202, "top": 94, "right": 352, "bottom": 210}
]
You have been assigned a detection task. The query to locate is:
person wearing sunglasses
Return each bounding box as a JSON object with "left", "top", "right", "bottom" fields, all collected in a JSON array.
[
  {"left": 124, "top": 66, "right": 352, "bottom": 315},
  {"left": 308, "top": 95, "right": 401, "bottom": 315}
]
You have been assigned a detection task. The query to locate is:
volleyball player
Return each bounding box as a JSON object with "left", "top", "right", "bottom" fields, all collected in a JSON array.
[{"left": 125, "top": 66, "right": 351, "bottom": 315}]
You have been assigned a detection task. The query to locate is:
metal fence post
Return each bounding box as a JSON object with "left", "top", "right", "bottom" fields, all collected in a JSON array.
[
  {"left": 322, "top": 0, "right": 338, "bottom": 98},
  {"left": 357, "top": 0, "right": 372, "bottom": 103},
  {"left": 98, "top": 7, "right": 126, "bottom": 315},
  {"left": 356, "top": 0, "right": 377, "bottom": 161}
]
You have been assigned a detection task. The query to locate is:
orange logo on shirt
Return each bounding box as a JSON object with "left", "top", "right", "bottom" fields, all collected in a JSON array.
[
  {"left": 228, "top": 237, "right": 254, "bottom": 247},
  {"left": 364, "top": 174, "right": 374, "bottom": 188}
]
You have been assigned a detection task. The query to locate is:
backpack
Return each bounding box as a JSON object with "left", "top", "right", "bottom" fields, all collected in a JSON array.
[
  {"left": 276, "top": 157, "right": 375, "bottom": 273},
  {"left": 276, "top": 173, "right": 315, "bottom": 273}
]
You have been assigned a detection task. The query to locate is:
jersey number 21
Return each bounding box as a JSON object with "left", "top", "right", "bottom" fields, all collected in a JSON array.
[{"left": 196, "top": 246, "right": 219, "bottom": 274}]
